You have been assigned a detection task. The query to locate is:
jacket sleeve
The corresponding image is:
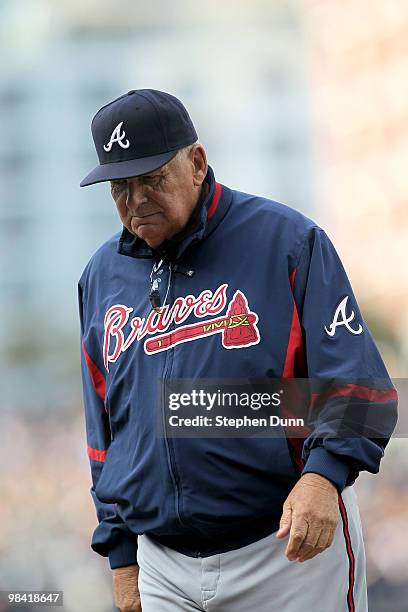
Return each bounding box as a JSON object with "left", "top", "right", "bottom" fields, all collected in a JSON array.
[
  {"left": 292, "top": 226, "right": 398, "bottom": 492},
  {"left": 78, "top": 280, "right": 139, "bottom": 569}
]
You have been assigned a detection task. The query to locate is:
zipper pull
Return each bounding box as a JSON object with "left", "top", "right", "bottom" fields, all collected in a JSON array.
[{"left": 173, "top": 264, "right": 195, "bottom": 277}]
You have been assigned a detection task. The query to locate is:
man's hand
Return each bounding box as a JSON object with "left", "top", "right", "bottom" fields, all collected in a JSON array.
[
  {"left": 112, "top": 564, "right": 141, "bottom": 612},
  {"left": 276, "top": 473, "right": 339, "bottom": 563}
]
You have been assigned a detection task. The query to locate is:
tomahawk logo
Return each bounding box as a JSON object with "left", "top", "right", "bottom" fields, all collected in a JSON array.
[
  {"left": 103, "top": 121, "right": 130, "bottom": 152},
  {"left": 102, "top": 284, "right": 260, "bottom": 371},
  {"left": 324, "top": 295, "right": 363, "bottom": 337}
]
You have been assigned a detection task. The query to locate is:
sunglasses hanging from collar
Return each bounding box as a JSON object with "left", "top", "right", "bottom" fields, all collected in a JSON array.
[{"left": 149, "top": 258, "right": 172, "bottom": 312}]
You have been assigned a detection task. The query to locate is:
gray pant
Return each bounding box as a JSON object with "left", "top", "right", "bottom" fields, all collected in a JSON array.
[{"left": 137, "top": 486, "right": 367, "bottom": 611}]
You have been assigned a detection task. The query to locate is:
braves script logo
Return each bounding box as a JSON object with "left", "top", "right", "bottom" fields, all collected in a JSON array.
[
  {"left": 324, "top": 295, "right": 363, "bottom": 337},
  {"left": 103, "top": 121, "right": 130, "bottom": 152},
  {"left": 103, "top": 284, "right": 260, "bottom": 371}
]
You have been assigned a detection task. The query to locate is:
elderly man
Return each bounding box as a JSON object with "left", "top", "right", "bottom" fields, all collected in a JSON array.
[{"left": 78, "top": 89, "right": 397, "bottom": 612}]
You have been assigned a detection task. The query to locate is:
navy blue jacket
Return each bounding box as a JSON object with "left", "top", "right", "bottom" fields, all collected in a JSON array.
[{"left": 78, "top": 165, "right": 397, "bottom": 569}]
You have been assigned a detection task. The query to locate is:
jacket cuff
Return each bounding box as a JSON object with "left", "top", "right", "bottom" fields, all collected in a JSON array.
[
  {"left": 301, "top": 446, "right": 350, "bottom": 493},
  {"left": 107, "top": 537, "right": 139, "bottom": 570}
]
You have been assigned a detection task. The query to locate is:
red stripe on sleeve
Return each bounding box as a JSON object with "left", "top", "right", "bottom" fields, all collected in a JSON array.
[
  {"left": 311, "top": 384, "right": 397, "bottom": 409},
  {"left": 282, "top": 268, "right": 309, "bottom": 473},
  {"left": 87, "top": 446, "right": 107, "bottom": 462},
  {"left": 82, "top": 339, "right": 106, "bottom": 402},
  {"left": 207, "top": 182, "right": 222, "bottom": 219},
  {"left": 283, "top": 268, "right": 306, "bottom": 378},
  {"left": 288, "top": 267, "right": 296, "bottom": 290}
]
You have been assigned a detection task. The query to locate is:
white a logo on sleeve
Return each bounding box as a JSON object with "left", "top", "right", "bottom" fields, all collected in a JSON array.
[
  {"left": 324, "top": 295, "right": 363, "bottom": 337},
  {"left": 103, "top": 121, "right": 130, "bottom": 152}
]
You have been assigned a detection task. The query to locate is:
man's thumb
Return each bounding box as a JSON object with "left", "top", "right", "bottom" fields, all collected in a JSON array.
[{"left": 276, "top": 505, "right": 292, "bottom": 538}]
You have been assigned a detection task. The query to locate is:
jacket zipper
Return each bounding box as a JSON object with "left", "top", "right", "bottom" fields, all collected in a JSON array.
[
  {"left": 159, "top": 263, "right": 202, "bottom": 556},
  {"left": 160, "top": 262, "right": 189, "bottom": 530}
]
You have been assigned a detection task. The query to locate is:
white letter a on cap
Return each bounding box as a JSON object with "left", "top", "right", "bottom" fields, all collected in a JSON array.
[{"left": 104, "top": 121, "right": 130, "bottom": 152}]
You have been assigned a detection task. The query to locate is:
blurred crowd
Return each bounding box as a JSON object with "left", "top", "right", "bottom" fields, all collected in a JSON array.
[{"left": 0, "top": 411, "right": 114, "bottom": 612}]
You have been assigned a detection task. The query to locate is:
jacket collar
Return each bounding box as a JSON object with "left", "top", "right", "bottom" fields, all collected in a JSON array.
[{"left": 117, "top": 165, "right": 232, "bottom": 260}]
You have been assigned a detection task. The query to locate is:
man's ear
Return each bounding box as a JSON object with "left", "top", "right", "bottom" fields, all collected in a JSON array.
[{"left": 192, "top": 144, "right": 208, "bottom": 186}]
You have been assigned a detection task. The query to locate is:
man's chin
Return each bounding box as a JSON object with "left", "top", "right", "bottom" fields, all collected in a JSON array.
[{"left": 134, "top": 225, "right": 165, "bottom": 250}]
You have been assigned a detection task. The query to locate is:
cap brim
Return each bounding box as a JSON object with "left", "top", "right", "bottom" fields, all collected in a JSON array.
[{"left": 80, "top": 150, "right": 179, "bottom": 187}]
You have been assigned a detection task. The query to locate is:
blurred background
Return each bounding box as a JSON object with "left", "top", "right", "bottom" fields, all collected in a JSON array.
[{"left": 0, "top": 0, "right": 407, "bottom": 610}]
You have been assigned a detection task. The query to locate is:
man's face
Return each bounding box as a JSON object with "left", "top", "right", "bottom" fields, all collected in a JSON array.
[{"left": 110, "top": 145, "right": 207, "bottom": 250}]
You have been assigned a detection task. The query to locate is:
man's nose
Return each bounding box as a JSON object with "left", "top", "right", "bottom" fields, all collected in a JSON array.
[{"left": 126, "top": 179, "right": 148, "bottom": 211}]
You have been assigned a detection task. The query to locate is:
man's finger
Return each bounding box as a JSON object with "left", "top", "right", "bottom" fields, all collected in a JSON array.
[
  {"left": 298, "top": 526, "right": 336, "bottom": 562},
  {"left": 295, "top": 526, "right": 322, "bottom": 562},
  {"left": 285, "top": 516, "right": 308, "bottom": 561},
  {"left": 276, "top": 504, "right": 292, "bottom": 539},
  {"left": 317, "top": 525, "right": 336, "bottom": 553}
]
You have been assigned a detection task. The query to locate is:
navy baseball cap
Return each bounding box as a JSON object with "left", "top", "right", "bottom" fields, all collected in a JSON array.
[{"left": 80, "top": 89, "right": 198, "bottom": 187}]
